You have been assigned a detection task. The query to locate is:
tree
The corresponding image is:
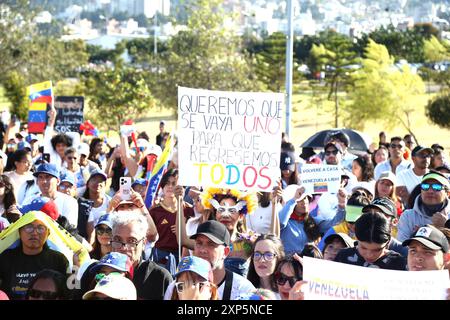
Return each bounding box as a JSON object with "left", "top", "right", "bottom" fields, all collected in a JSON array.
[
  {"left": 345, "top": 39, "right": 425, "bottom": 140},
  {"left": 426, "top": 94, "right": 450, "bottom": 130},
  {"left": 83, "top": 65, "right": 156, "bottom": 131},
  {"left": 424, "top": 36, "right": 450, "bottom": 63},
  {"left": 314, "top": 33, "right": 360, "bottom": 127},
  {"left": 2, "top": 72, "right": 28, "bottom": 121},
  {"left": 255, "top": 32, "right": 287, "bottom": 92},
  {"left": 155, "top": 0, "right": 264, "bottom": 109}
]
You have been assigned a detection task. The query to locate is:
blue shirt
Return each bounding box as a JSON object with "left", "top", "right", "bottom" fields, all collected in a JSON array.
[{"left": 279, "top": 199, "right": 346, "bottom": 254}]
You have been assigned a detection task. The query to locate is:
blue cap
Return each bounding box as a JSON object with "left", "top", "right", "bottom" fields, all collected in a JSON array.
[
  {"left": 87, "top": 169, "right": 107, "bottom": 183},
  {"left": 95, "top": 214, "right": 112, "bottom": 228},
  {"left": 175, "top": 256, "right": 212, "bottom": 281},
  {"left": 26, "top": 134, "right": 38, "bottom": 143},
  {"left": 60, "top": 170, "right": 76, "bottom": 186},
  {"left": 33, "top": 163, "right": 60, "bottom": 179},
  {"left": 17, "top": 141, "right": 31, "bottom": 151},
  {"left": 132, "top": 178, "right": 147, "bottom": 188},
  {"left": 90, "top": 252, "right": 133, "bottom": 274}
]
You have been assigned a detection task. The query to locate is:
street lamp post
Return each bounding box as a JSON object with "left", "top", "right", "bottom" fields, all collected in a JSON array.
[{"left": 285, "top": 0, "right": 294, "bottom": 137}]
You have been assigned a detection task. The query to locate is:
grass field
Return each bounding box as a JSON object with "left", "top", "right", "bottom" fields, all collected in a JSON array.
[{"left": 1, "top": 83, "right": 449, "bottom": 158}]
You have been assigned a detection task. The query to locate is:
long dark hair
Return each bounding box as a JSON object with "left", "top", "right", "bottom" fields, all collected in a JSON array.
[
  {"left": 0, "top": 175, "right": 16, "bottom": 210},
  {"left": 355, "top": 211, "right": 391, "bottom": 244},
  {"left": 353, "top": 155, "right": 374, "bottom": 182},
  {"left": 273, "top": 255, "right": 303, "bottom": 284},
  {"left": 4, "top": 149, "right": 31, "bottom": 172},
  {"left": 25, "top": 269, "right": 68, "bottom": 300},
  {"left": 247, "top": 234, "right": 285, "bottom": 291}
]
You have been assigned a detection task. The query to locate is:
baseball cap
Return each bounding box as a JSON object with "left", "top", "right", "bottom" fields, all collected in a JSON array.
[
  {"left": 282, "top": 184, "right": 312, "bottom": 203},
  {"left": 90, "top": 252, "right": 133, "bottom": 275},
  {"left": 95, "top": 213, "right": 112, "bottom": 229},
  {"left": 323, "top": 232, "right": 355, "bottom": 248},
  {"left": 280, "top": 152, "right": 295, "bottom": 171},
  {"left": 86, "top": 169, "right": 107, "bottom": 184},
  {"left": 175, "top": 256, "right": 213, "bottom": 282},
  {"left": 33, "top": 163, "right": 60, "bottom": 179},
  {"left": 431, "top": 143, "right": 444, "bottom": 151},
  {"left": 378, "top": 171, "right": 397, "bottom": 185},
  {"left": 77, "top": 143, "right": 90, "bottom": 156},
  {"left": 19, "top": 197, "right": 60, "bottom": 220},
  {"left": 160, "top": 120, "right": 166, "bottom": 126},
  {"left": 82, "top": 274, "right": 137, "bottom": 300},
  {"left": 324, "top": 142, "right": 343, "bottom": 153},
  {"left": 60, "top": 170, "right": 76, "bottom": 186},
  {"left": 345, "top": 205, "right": 364, "bottom": 223},
  {"left": 362, "top": 197, "right": 397, "bottom": 218},
  {"left": 411, "top": 145, "right": 434, "bottom": 157},
  {"left": 26, "top": 134, "right": 38, "bottom": 143},
  {"left": 17, "top": 141, "right": 31, "bottom": 151},
  {"left": 132, "top": 178, "right": 147, "bottom": 188},
  {"left": 422, "top": 171, "right": 450, "bottom": 189},
  {"left": 402, "top": 225, "right": 449, "bottom": 253},
  {"left": 190, "top": 220, "right": 231, "bottom": 246}
]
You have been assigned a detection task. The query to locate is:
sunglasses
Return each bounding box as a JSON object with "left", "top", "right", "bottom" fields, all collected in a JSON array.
[
  {"left": 421, "top": 183, "right": 444, "bottom": 192},
  {"left": 389, "top": 144, "right": 403, "bottom": 149},
  {"left": 274, "top": 272, "right": 300, "bottom": 287},
  {"left": 96, "top": 226, "right": 112, "bottom": 235},
  {"left": 28, "top": 288, "right": 59, "bottom": 300},
  {"left": 132, "top": 147, "right": 146, "bottom": 152},
  {"left": 325, "top": 149, "right": 339, "bottom": 156},
  {"left": 95, "top": 272, "right": 123, "bottom": 283}
]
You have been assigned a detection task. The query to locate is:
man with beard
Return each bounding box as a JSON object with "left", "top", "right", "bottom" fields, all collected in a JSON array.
[{"left": 396, "top": 146, "right": 434, "bottom": 202}]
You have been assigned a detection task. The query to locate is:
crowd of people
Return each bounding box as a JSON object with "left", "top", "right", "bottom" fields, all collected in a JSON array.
[{"left": 0, "top": 110, "right": 448, "bottom": 300}]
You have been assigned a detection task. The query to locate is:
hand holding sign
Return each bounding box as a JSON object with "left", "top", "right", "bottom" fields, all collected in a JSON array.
[{"left": 337, "top": 188, "right": 348, "bottom": 209}]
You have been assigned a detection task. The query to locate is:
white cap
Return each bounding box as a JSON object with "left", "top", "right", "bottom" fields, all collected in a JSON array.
[
  {"left": 82, "top": 274, "right": 137, "bottom": 300},
  {"left": 77, "top": 143, "right": 90, "bottom": 156}
]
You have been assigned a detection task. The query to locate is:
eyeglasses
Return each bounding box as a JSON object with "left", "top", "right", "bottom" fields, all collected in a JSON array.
[
  {"left": 389, "top": 144, "right": 403, "bottom": 149},
  {"left": 22, "top": 224, "right": 47, "bottom": 234},
  {"left": 67, "top": 156, "right": 78, "bottom": 160},
  {"left": 96, "top": 226, "right": 112, "bottom": 236},
  {"left": 274, "top": 272, "right": 300, "bottom": 287},
  {"left": 111, "top": 238, "right": 144, "bottom": 250},
  {"left": 253, "top": 251, "right": 277, "bottom": 262},
  {"left": 28, "top": 288, "right": 59, "bottom": 300},
  {"left": 421, "top": 183, "right": 444, "bottom": 192},
  {"left": 174, "top": 281, "right": 210, "bottom": 293},
  {"left": 325, "top": 149, "right": 339, "bottom": 156}
]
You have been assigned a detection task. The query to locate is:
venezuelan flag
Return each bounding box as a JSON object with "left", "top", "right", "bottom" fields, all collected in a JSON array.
[
  {"left": 27, "top": 81, "right": 52, "bottom": 133},
  {"left": 144, "top": 134, "right": 174, "bottom": 208}
]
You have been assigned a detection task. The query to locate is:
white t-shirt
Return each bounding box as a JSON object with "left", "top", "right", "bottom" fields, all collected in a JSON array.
[
  {"left": 163, "top": 270, "right": 256, "bottom": 300},
  {"left": 87, "top": 195, "right": 111, "bottom": 226},
  {"left": 4, "top": 171, "right": 34, "bottom": 199},
  {"left": 245, "top": 203, "right": 282, "bottom": 235},
  {"left": 396, "top": 168, "right": 425, "bottom": 194}
]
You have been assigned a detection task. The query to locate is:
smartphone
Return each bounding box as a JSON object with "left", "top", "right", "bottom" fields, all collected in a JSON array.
[
  {"left": 119, "top": 177, "right": 132, "bottom": 201},
  {"left": 43, "top": 153, "right": 50, "bottom": 163}
]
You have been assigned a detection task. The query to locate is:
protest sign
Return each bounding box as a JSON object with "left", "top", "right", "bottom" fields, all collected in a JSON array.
[
  {"left": 54, "top": 96, "right": 84, "bottom": 133},
  {"left": 302, "top": 256, "right": 449, "bottom": 300},
  {"left": 300, "top": 164, "right": 341, "bottom": 194},
  {"left": 177, "top": 87, "right": 284, "bottom": 191}
]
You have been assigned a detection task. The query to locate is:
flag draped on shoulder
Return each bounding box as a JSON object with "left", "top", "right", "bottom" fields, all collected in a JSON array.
[
  {"left": 27, "top": 81, "right": 53, "bottom": 133},
  {"left": 144, "top": 133, "right": 174, "bottom": 208},
  {"left": 0, "top": 211, "right": 90, "bottom": 271}
]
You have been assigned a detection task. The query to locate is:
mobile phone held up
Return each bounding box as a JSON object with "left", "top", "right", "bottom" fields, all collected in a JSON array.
[
  {"left": 42, "top": 153, "right": 50, "bottom": 163},
  {"left": 119, "top": 177, "right": 132, "bottom": 201}
]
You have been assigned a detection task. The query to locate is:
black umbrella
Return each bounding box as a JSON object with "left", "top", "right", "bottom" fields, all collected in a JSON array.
[{"left": 300, "top": 128, "right": 372, "bottom": 152}]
